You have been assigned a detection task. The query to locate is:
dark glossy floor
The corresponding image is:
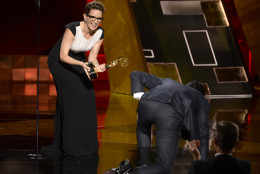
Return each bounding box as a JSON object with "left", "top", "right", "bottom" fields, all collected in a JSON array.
[{"left": 0, "top": 80, "right": 260, "bottom": 174}]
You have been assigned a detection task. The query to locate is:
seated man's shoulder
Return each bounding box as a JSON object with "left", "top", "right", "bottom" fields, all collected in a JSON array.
[
  {"left": 208, "top": 156, "right": 251, "bottom": 174},
  {"left": 236, "top": 158, "right": 251, "bottom": 173},
  {"left": 192, "top": 159, "right": 209, "bottom": 166},
  {"left": 190, "top": 160, "right": 209, "bottom": 174}
]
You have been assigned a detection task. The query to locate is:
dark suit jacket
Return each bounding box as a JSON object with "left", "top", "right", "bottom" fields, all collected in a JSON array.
[
  {"left": 130, "top": 71, "right": 210, "bottom": 159},
  {"left": 189, "top": 154, "right": 251, "bottom": 174}
]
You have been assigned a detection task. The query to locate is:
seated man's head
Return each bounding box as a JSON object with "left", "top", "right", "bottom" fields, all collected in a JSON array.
[
  {"left": 215, "top": 120, "right": 239, "bottom": 153},
  {"left": 186, "top": 81, "right": 205, "bottom": 96}
]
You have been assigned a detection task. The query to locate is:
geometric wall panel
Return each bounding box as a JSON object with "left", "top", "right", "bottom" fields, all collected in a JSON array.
[
  {"left": 147, "top": 62, "right": 182, "bottom": 83},
  {"left": 214, "top": 67, "right": 248, "bottom": 83},
  {"left": 183, "top": 30, "right": 218, "bottom": 66}
]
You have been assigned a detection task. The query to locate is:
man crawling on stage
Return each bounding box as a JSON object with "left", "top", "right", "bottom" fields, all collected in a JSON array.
[{"left": 105, "top": 71, "right": 211, "bottom": 174}]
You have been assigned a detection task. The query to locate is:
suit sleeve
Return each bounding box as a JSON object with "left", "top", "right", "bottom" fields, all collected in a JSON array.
[{"left": 130, "top": 71, "right": 162, "bottom": 94}]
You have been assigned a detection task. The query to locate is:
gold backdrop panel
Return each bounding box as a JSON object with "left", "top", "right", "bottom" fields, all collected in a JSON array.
[
  {"left": 147, "top": 62, "right": 182, "bottom": 83},
  {"left": 99, "top": 0, "right": 148, "bottom": 94},
  {"left": 98, "top": 93, "right": 138, "bottom": 173},
  {"left": 201, "top": 1, "right": 229, "bottom": 27},
  {"left": 234, "top": 0, "right": 260, "bottom": 85},
  {"left": 213, "top": 67, "right": 248, "bottom": 83}
]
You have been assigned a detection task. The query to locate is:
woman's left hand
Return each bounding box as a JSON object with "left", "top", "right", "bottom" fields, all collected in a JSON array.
[{"left": 96, "top": 63, "right": 106, "bottom": 72}]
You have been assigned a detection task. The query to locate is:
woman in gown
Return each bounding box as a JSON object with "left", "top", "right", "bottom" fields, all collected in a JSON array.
[{"left": 43, "top": 1, "right": 106, "bottom": 155}]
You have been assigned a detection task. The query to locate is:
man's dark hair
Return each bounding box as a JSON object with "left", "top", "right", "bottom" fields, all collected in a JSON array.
[
  {"left": 186, "top": 81, "right": 205, "bottom": 96},
  {"left": 215, "top": 120, "right": 239, "bottom": 153}
]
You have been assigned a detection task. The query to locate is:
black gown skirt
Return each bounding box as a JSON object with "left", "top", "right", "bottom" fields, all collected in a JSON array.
[{"left": 47, "top": 50, "right": 99, "bottom": 155}]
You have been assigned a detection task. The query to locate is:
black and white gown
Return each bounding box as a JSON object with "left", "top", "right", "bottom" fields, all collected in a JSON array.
[{"left": 46, "top": 21, "right": 104, "bottom": 155}]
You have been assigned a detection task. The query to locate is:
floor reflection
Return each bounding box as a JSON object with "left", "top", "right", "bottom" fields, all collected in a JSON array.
[
  {"left": 0, "top": 82, "right": 260, "bottom": 174},
  {"left": 48, "top": 153, "right": 99, "bottom": 174},
  {"left": 0, "top": 157, "right": 42, "bottom": 174}
]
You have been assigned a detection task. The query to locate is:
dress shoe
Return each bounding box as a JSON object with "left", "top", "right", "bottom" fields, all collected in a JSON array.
[{"left": 104, "top": 159, "right": 133, "bottom": 174}]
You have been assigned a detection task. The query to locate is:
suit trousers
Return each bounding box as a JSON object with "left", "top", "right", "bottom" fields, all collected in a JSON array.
[{"left": 132, "top": 99, "right": 183, "bottom": 174}]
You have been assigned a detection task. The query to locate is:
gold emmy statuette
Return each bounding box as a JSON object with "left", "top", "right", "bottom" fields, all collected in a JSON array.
[{"left": 86, "top": 56, "right": 129, "bottom": 80}]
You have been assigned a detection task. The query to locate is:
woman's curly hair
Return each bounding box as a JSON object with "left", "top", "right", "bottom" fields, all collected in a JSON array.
[{"left": 84, "top": 1, "right": 105, "bottom": 15}]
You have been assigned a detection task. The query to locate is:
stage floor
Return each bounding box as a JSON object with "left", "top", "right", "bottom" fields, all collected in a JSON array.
[{"left": 0, "top": 81, "right": 260, "bottom": 174}]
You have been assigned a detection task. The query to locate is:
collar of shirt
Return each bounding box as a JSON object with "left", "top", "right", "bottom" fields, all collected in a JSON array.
[{"left": 215, "top": 153, "right": 232, "bottom": 157}]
